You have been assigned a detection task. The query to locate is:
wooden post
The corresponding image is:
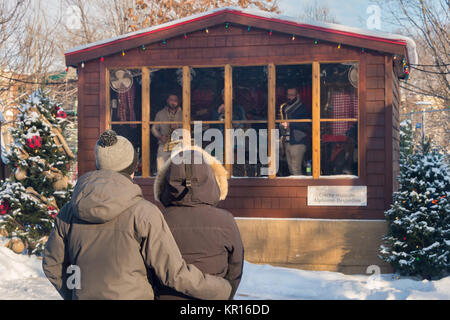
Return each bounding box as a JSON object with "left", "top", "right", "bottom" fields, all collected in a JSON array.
[
  {"left": 182, "top": 66, "right": 191, "bottom": 147},
  {"left": 312, "top": 61, "right": 321, "bottom": 178},
  {"left": 224, "top": 64, "right": 232, "bottom": 178},
  {"left": 267, "top": 63, "right": 276, "bottom": 178},
  {"left": 141, "top": 67, "right": 150, "bottom": 177}
]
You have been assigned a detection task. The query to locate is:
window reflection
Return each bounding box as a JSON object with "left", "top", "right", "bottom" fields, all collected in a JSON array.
[
  {"left": 191, "top": 67, "right": 224, "bottom": 122},
  {"left": 232, "top": 66, "right": 268, "bottom": 177},
  {"left": 320, "top": 63, "right": 358, "bottom": 176},
  {"left": 276, "top": 64, "right": 312, "bottom": 176},
  {"left": 149, "top": 68, "right": 183, "bottom": 175},
  {"left": 320, "top": 63, "right": 358, "bottom": 120},
  {"left": 110, "top": 69, "right": 141, "bottom": 122},
  {"left": 320, "top": 121, "right": 358, "bottom": 175}
]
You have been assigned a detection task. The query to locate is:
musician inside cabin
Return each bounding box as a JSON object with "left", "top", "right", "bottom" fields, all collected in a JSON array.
[
  {"left": 151, "top": 93, "right": 182, "bottom": 171},
  {"left": 279, "top": 87, "right": 312, "bottom": 176}
]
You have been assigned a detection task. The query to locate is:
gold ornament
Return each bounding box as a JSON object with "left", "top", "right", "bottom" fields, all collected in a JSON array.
[
  {"left": 14, "top": 167, "right": 27, "bottom": 181},
  {"left": 6, "top": 238, "right": 25, "bottom": 254},
  {"left": 53, "top": 176, "right": 69, "bottom": 191},
  {"left": 0, "top": 228, "right": 8, "bottom": 237}
]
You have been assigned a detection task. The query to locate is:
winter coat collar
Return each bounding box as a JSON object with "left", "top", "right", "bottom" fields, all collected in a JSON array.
[{"left": 154, "top": 145, "right": 228, "bottom": 207}]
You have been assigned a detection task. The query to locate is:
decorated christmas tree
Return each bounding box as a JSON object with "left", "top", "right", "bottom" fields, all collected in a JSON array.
[
  {"left": 0, "top": 89, "right": 75, "bottom": 255},
  {"left": 380, "top": 120, "right": 450, "bottom": 280}
]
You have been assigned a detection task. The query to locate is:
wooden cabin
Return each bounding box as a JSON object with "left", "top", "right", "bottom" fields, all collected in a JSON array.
[{"left": 65, "top": 7, "right": 417, "bottom": 274}]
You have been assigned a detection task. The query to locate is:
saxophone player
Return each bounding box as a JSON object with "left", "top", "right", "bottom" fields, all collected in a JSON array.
[
  {"left": 151, "top": 93, "right": 182, "bottom": 171},
  {"left": 280, "top": 88, "right": 311, "bottom": 175}
]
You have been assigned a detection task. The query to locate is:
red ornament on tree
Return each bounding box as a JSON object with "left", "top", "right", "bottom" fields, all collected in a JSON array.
[
  {"left": 48, "top": 206, "right": 58, "bottom": 219},
  {"left": 56, "top": 110, "right": 67, "bottom": 119},
  {"left": 56, "top": 107, "right": 67, "bottom": 119},
  {"left": 0, "top": 199, "right": 10, "bottom": 215},
  {"left": 26, "top": 135, "right": 42, "bottom": 149}
]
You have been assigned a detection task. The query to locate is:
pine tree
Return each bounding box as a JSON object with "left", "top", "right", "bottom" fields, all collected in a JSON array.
[
  {"left": 0, "top": 89, "right": 75, "bottom": 255},
  {"left": 380, "top": 120, "right": 450, "bottom": 279}
]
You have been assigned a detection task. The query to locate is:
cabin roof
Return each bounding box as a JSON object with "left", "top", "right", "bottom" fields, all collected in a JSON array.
[{"left": 65, "top": 6, "right": 417, "bottom": 67}]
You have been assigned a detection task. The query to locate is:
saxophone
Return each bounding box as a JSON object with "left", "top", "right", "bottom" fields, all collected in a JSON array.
[
  {"left": 162, "top": 110, "right": 182, "bottom": 152},
  {"left": 279, "top": 101, "right": 290, "bottom": 143},
  {"left": 279, "top": 98, "right": 302, "bottom": 144},
  {"left": 162, "top": 126, "right": 179, "bottom": 152}
]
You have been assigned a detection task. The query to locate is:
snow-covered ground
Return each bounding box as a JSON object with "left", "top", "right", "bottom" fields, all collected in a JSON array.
[{"left": 1, "top": 237, "right": 449, "bottom": 300}]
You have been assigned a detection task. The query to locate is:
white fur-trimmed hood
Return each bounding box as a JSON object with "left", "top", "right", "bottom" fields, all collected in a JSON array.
[{"left": 153, "top": 145, "right": 228, "bottom": 204}]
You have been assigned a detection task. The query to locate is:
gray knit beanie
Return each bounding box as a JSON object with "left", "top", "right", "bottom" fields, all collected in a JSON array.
[{"left": 95, "top": 130, "right": 135, "bottom": 172}]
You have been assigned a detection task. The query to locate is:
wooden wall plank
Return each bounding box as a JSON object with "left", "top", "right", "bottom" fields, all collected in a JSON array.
[
  {"left": 358, "top": 53, "right": 367, "bottom": 182},
  {"left": 384, "top": 56, "right": 393, "bottom": 210}
]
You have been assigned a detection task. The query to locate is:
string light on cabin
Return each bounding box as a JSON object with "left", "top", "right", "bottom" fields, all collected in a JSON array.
[
  {"left": 361, "top": 48, "right": 366, "bottom": 53},
  {"left": 337, "top": 43, "right": 341, "bottom": 49},
  {"left": 269, "top": 30, "right": 273, "bottom": 36},
  {"left": 247, "top": 26, "right": 251, "bottom": 32},
  {"left": 205, "top": 27, "right": 209, "bottom": 34},
  {"left": 225, "top": 22, "right": 229, "bottom": 29},
  {"left": 162, "top": 39, "right": 166, "bottom": 45},
  {"left": 81, "top": 62, "right": 85, "bottom": 68},
  {"left": 142, "top": 45, "right": 146, "bottom": 51},
  {"left": 291, "top": 34, "right": 295, "bottom": 41},
  {"left": 184, "top": 33, "right": 187, "bottom": 39},
  {"left": 122, "top": 50, "right": 125, "bottom": 56},
  {"left": 100, "top": 56, "right": 104, "bottom": 62},
  {"left": 314, "top": 39, "right": 318, "bottom": 45}
]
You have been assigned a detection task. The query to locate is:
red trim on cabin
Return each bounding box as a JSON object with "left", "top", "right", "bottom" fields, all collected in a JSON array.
[
  {"left": 230, "top": 10, "right": 407, "bottom": 46},
  {"left": 65, "top": 8, "right": 407, "bottom": 57},
  {"left": 65, "top": 10, "right": 225, "bottom": 56}
]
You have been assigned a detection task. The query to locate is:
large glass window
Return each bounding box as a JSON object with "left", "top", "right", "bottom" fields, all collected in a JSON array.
[
  {"left": 106, "top": 61, "right": 359, "bottom": 179},
  {"left": 320, "top": 63, "right": 358, "bottom": 176},
  {"left": 232, "top": 66, "right": 268, "bottom": 177},
  {"left": 190, "top": 67, "right": 225, "bottom": 162},
  {"left": 109, "top": 69, "right": 141, "bottom": 122},
  {"left": 109, "top": 68, "right": 142, "bottom": 176},
  {"left": 149, "top": 68, "right": 183, "bottom": 176},
  {"left": 276, "top": 64, "right": 312, "bottom": 177}
]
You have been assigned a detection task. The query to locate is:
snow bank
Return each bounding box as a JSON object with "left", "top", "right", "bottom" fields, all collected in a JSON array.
[
  {"left": 236, "top": 262, "right": 450, "bottom": 300},
  {"left": 0, "top": 238, "right": 60, "bottom": 299},
  {"left": 0, "top": 237, "right": 449, "bottom": 300}
]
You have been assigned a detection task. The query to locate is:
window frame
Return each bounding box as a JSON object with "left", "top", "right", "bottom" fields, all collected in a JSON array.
[{"left": 105, "top": 59, "right": 360, "bottom": 179}]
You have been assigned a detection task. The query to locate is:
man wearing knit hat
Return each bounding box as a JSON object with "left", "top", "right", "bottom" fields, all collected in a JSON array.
[{"left": 42, "top": 130, "right": 232, "bottom": 300}]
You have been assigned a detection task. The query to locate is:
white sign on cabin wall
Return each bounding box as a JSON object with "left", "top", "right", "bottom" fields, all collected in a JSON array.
[{"left": 307, "top": 186, "right": 367, "bottom": 206}]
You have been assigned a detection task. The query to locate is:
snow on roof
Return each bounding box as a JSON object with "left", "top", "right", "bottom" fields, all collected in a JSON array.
[{"left": 65, "top": 6, "right": 417, "bottom": 65}]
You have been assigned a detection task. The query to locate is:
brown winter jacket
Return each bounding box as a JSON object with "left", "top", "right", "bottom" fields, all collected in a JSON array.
[
  {"left": 153, "top": 146, "right": 244, "bottom": 300},
  {"left": 42, "top": 169, "right": 231, "bottom": 300}
]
